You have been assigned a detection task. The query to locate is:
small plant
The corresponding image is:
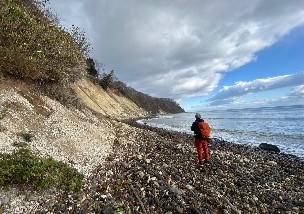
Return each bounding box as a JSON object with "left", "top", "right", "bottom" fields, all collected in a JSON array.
[
  {"left": 0, "top": 107, "right": 8, "bottom": 120},
  {"left": 91, "top": 203, "right": 102, "bottom": 213},
  {"left": 12, "top": 141, "right": 28, "bottom": 148},
  {"left": 17, "top": 131, "right": 34, "bottom": 142},
  {"left": 0, "top": 125, "right": 7, "bottom": 132},
  {"left": 113, "top": 202, "right": 127, "bottom": 214},
  {"left": 0, "top": 148, "right": 84, "bottom": 191}
]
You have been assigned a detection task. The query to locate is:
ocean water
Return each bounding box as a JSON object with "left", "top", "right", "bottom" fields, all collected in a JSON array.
[{"left": 138, "top": 105, "right": 304, "bottom": 158}]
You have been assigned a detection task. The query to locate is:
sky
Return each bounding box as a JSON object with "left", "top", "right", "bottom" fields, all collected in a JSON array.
[{"left": 48, "top": 0, "right": 304, "bottom": 112}]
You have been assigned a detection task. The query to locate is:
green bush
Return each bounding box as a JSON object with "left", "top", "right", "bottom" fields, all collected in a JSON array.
[
  {"left": 86, "top": 58, "right": 98, "bottom": 77},
  {"left": 0, "top": 148, "right": 84, "bottom": 191},
  {"left": 17, "top": 131, "right": 34, "bottom": 142},
  {"left": 99, "top": 70, "right": 115, "bottom": 90},
  {"left": 12, "top": 141, "right": 28, "bottom": 148}
]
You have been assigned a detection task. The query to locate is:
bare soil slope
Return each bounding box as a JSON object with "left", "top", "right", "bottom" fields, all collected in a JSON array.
[
  {"left": 72, "top": 78, "right": 148, "bottom": 120},
  {"left": 0, "top": 77, "right": 146, "bottom": 176}
]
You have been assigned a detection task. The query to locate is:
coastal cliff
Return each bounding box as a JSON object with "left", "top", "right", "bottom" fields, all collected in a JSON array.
[{"left": 0, "top": 1, "right": 303, "bottom": 213}]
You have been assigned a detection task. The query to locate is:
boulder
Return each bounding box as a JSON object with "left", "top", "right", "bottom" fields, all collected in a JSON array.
[{"left": 259, "top": 143, "right": 280, "bottom": 153}]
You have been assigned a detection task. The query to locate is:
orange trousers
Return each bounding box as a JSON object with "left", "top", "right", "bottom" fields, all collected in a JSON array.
[{"left": 195, "top": 138, "right": 210, "bottom": 162}]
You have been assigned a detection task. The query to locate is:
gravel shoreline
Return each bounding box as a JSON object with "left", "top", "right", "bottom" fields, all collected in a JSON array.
[{"left": 1, "top": 120, "right": 303, "bottom": 214}]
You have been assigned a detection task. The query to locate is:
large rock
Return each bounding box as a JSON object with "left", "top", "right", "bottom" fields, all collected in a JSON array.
[{"left": 259, "top": 143, "right": 280, "bottom": 153}]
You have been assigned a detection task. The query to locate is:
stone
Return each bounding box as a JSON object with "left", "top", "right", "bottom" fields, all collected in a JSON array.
[
  {"left": 163, "top": 163, "right": 169, "bottom": 168},
  {"left": 153, "top": 181, "right": 160, "bottom": 188},
  {"left": 138, "top": 171, "right": 145, "bottom": 178},
  {"left": 267, "top": 160, "right": 278, "bottom": 165},
  {"left": 158, "top": 185, "right": 166, "bottom": 191},
  {"left": 170, "top": 186, "right": 183, "bottom": 195},
  {"left": 176, "top": 206, "right": 184, "bottom": 213},
  {"left": 223, "top": 209, "right": 229, "bottom": 214},
  {"left": 186, "top": 184, "right": 194, "bottom": 190},
  {"left": 216, "top": 168, "right": 224, "bottom": 176},
  {"left": 189, "top": 206, "right": 202, "bottom": 214},
  {"left": 121, "top": 161, "right": 129, "bottom": 168},
  {"left": 28, "top": 195, "right": 39, "bottom": 201},
  {"left": 249, "top": 198, "right": 256, "bottom": 206},
  {"left": 292, "top": 207, "right": 299, "bottom": 213},
  {"left": 145, "top": 158, "right": 151, "bottom": 163},
  {"left": 174, "top": 174, "right": 182, "bottom": 180},
  {"left": 259, "top": 143, "right": 280, "bottom": 153},
  {"left": 1, "top": 196, "right": 10, "bottom": 205},
  {"left": 102, "top": 204, "right": 115, "bottom": 214}
]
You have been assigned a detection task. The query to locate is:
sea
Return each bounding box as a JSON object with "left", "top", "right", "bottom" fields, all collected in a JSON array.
[{"left": 138, "top": 105, "right": 304, "bottom": 158}]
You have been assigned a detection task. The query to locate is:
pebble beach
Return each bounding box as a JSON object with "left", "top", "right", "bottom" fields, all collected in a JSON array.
[{"left": 1, "top": 118, "right": 304, "bottom": 213}]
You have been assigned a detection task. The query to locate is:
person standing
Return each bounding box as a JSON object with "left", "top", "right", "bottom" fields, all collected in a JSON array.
[{"left": 191, "top": 113, "right": 211, "bottom": 165}]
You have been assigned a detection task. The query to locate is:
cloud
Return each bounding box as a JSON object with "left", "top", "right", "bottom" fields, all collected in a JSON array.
[
  {"left": 288, "top": 85, "right": 304, "bottom": 97},
  {"left": 189, "top": 84, "right": 304, "bottom": 111},
  {"left": 49, "top": 0, "right": 304, "bottom": 98},
  {"left": 208, "top": 72, "right": 304, "bottom": 105},
  {"left": 282, "top": 85, "right": 304, "bottom": 104},
  {"left": 261, "top": 85, "right": 304, "bottom": 107}
]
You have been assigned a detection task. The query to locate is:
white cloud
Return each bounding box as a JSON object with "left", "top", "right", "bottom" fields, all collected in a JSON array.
[
  {"left": 189, "top": 84, "right": 304, "bottom": 111},
  {"left": 280, "top": 85, "right": 304, "bottom": 105},
  {"left": 49, "top": 0, "right": 304, "bottom": 99},
  {"left": 208, "top": 72, "right": 304, "bottom": 105},
  {"left": 288, "top": 85, "right": 304, "bottom": 97}
]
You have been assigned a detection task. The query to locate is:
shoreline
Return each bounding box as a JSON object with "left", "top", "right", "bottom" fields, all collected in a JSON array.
[
  {"left": 125, "top": 118, "right": 304, "bottom": 161},
  {"left": 60, "top": 119, "right": 303, "bottom": 213},
  {"left": 91, "top": 121, "right": 304, "bottom": 213},
  {"left": 126, "top": 116, "right": 304, "bottom": 160},
  {"left": 1, "top": 118, "right": 303, "bottom": 213}
]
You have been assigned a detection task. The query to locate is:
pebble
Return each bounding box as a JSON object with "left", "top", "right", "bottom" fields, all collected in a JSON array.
[
  {"left": 102, "top": 204, "right": 115, "bottom": 214},
  {"left": 249, "top": 198, "right": 256, "bottom": 205},
  {"left": 186, "top": 184, "right": 194, "bottom": 190},
  {"left": 121, "top": 161, "right": 129, "bottom": 168},
  {"left": 170, "top": 186, "right": 183, "bottom": 195},
  {"left": 176, "top": 206, "right": 184, "bottom": 213},
  {"left": 189, "top": 206, "right": 202, "bottom": 214},
  {"left": 216, "top": 168, "right": 224, "bottom": 176}
]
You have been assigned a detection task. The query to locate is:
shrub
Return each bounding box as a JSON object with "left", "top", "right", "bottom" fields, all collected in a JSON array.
[
  {"left": 12, "top": 141, "right": 28, "bottom": 148},
  {"left": 86, "top": 58, "right": 98, "bottom": 77},
  {"left": 99, "top": 70, "right": 115, "bottom": 90},
  {"left": 68, "top": 25, "right": 92, "bottom": 58},
  {"left": 17, "top": 131, "right": 34, "bottom": 142},
  {"left": 0, "top": 148, "right": 83, "bottom": 191},
  {"left": 0, "top": 107, "right": 8, "bottom": 120},
  {"left": 0, "top": 0, "right": 85, "bottom": 82}
]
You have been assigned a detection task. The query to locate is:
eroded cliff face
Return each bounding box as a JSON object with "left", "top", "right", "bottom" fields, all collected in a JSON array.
[
  {"left": 0, "top": 77, "right": 148, "bottom": 175},
  {"left": 72, "top": 78, "right": 148, "bottom": 120}
]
